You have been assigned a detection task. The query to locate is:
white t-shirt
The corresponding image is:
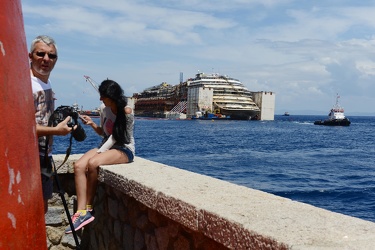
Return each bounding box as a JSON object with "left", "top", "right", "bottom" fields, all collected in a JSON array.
[{"left": 32, "top": 75, "right": 55, "bottom": 156}]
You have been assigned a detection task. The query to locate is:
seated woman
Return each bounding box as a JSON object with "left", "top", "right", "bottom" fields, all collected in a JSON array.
[{"left": 65, "top": 79, "right": 135, "bottom": 234}]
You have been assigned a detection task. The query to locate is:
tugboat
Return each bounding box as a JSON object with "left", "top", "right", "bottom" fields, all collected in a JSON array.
[{"left": 314, "top": 94, "right": 351, "bottom": 126}]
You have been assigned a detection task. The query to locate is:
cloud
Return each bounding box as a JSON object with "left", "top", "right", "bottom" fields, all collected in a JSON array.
[
  {"left": 23, "top": 1, "right": 236, "bottom": 46},
  {"left": 21, "top": 0, "right": 375, "bottom": 114}
]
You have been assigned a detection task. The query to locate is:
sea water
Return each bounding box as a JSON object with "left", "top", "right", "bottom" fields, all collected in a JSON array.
[{"left": 54, "top": 115, "right": 375, "bottom": 223}]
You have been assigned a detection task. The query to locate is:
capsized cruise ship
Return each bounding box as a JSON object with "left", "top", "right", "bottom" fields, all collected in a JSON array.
[
  {"left": 133, "top": 72, "right": 274, "bottom": 120},
  {"left": 186, "top": 72, "right": 260, "bottom": 120},
  {"left": 132, "top": 82, "right": 187, "bottom": 117}
]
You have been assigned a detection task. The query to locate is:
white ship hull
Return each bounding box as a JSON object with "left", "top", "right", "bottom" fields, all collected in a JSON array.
[{"left": 187, "top": 73, "right": 260, "bottom": 120}]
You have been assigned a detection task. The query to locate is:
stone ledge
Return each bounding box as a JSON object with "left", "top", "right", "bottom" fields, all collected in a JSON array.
[{"left": 95, "top": 156, "right": 375, "bottom": 249}]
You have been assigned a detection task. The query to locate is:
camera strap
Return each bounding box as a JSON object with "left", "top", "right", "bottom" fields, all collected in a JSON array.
[
  {"left": 43, "top": 135, "right": 52, "bottom": 174},
  {"left": 44, "top": 133, "right": 74, "bottom": 172},
  {"left": 55, "top": 133, "right": 73, "bottom": 171},
  {"left": 44, "top": 109, "right": 75, "bottom": 171}
]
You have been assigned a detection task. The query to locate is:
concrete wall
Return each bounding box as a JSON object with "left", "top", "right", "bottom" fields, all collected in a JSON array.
[{"left": 47, "top": 154, "right": 375, "bottom": 249}]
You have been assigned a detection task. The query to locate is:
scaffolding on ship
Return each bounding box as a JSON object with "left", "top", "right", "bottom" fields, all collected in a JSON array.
[{"left": 166, "top": 101, "right": 187, "bottom": 119}]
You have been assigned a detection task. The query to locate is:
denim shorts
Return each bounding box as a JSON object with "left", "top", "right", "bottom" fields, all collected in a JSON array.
[{"left": 113, "top": 146, "right": 134, "bottom": 162}]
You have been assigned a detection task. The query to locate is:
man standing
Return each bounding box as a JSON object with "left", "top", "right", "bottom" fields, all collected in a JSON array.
[{"left": 30, "top": 35, "right": 72, "bottom": 213}]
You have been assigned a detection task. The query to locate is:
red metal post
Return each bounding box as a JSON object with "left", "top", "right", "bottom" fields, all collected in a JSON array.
[{"left": 0, "top": 0, "right": 47, "bottom": 249}]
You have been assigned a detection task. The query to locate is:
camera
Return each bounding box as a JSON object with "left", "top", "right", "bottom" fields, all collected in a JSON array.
[{"left": 50, "top": 105, "right": 87, "bottom": 141}]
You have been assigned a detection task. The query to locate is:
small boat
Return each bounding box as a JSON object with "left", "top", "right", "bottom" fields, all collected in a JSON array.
[
  {"left": 191, "top": 111, "right": 231, "bottom": 120},
  {"left": 283, "top": 112, "right": 290, "bottom": 116},
  {"left": 314, "top": 95, "right": 351, "bottom": 126}
]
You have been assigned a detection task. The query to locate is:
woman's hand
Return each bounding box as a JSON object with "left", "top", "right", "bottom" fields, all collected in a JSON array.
[
  {"left": 80, "top": 114, "right": 103, "bottom": 135},
  {"left": 79, "top": 115, "right": 94, "bottom": 126}
]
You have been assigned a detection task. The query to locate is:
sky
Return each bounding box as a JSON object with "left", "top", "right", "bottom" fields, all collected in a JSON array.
[{"left": 21, "top": 0, "right": 375, "bottom": 115}]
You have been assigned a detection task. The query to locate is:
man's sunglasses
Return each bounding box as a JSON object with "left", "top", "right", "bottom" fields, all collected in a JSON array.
[{"left": 34, "top": 51, "right": 58, "bottom": 59}]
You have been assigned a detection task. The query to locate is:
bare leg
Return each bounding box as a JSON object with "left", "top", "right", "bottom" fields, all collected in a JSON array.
[
  {"left": 86, "top": 149, "right": 129, "bottom": 206},
  {"left": 74, "top": 148, "right": 99, "bottom": 211}
]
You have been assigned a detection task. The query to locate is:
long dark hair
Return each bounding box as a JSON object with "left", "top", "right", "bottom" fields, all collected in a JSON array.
[{"left": 99, "top": 79, "right": 129, "bottom": 144}]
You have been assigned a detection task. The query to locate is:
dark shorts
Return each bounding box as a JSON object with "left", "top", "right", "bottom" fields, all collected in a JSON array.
[
  {"left": 40, "top": 156, "right": 53, "bottom": 200},
  {"left": 113, "top": 146, "right": 134, "bottom": 162},
  {"left": 41, "top": 174, "right": 53, "bottom": 200}
]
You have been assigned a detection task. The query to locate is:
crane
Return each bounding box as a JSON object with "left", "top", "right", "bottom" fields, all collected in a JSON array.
[{"left": 83, "top": 75, "right": 99, "bottom": 93}]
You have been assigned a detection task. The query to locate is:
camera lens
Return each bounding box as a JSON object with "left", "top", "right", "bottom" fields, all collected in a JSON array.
[{"left": 72, "top": 124, "right": 86, "bottom": 141}]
